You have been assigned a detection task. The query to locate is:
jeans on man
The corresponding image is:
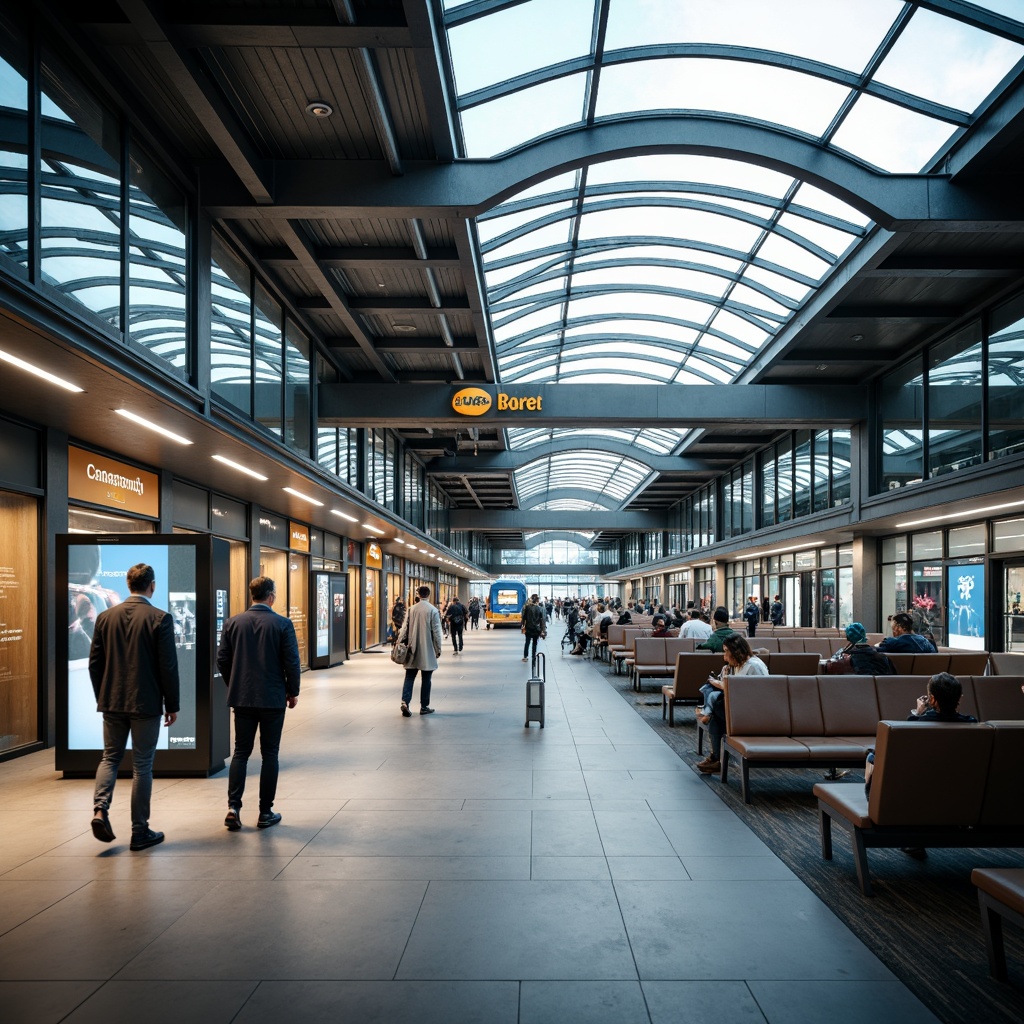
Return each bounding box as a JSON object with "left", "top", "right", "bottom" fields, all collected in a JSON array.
[
  {"left": 402, "top": 669, "right": 433, "bottom": 708},
  {"left": 93, "top": 713, "right": 162, "bottom": 834},
  {"left": 523, "top": 633, "right": 539, "bottom": 662},
  {"left": 228, "top": 707, "right": 286, "bottom": 813},
  {"left": 450, "top": 621, "right": 464, "bottom": 652}
]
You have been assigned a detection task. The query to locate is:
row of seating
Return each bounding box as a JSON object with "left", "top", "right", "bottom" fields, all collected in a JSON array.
[
  {"left": 719, "top": 673, "right": 1024, "bottom": 803},
  {"left": 815, "top": 720, "right": 1024, "bottom": 896}
]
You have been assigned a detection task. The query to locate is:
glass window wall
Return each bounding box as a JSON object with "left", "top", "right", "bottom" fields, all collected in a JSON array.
[
  {"left": 927, "top": 323, "right": 983, "bottom": 477},
  {"left": 988, "top": 293, "right": 1024, "bottom": 462},
  {"left": 0, "top": 18, "right": 28, "bottom": 278},
  {"left": 210, "top": 234, "right": 252, "bottom": 415},
  {"left": 284, "top": 321, "right": 311, "bottom": 454}
]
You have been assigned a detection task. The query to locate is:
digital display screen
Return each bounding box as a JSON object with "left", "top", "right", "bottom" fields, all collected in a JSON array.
[
  {"left": 947, "top": 563, "right": 985, "bottom": 651},
  {"left": 67, "top": 541, "right": 197, "bottom": 750},
  {"left": 497, "top": 589, "right": 519, "bottom": 606}
]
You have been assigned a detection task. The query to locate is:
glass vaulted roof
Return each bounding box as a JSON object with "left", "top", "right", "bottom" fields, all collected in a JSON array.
[{"left": 441, "top": 0, "right": 1024, "bottom": 512}]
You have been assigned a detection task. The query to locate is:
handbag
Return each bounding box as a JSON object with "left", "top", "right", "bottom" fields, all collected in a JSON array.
[{"left": 391, "top": 631, "right": 411, "bottom": 665}]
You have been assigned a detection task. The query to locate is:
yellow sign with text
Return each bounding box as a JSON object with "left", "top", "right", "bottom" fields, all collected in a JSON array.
[{"left": 452, "top": 389, "right": 542, "bottom": 416}]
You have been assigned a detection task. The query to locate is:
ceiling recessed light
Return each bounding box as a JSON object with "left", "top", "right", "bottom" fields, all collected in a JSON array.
[
  {"left": 305, "top": 100, "right": 333, "bottom": 118},
  {"left": 363, "top": 523, "right": 385, "bottom": 535},
  {"left": 212, "top": 455, "right": 268, "bottom": 481},
  {"left": 115, "top": 409, "right": 192, "bottom": 445},
  {"left": 850, "top": 334, "right": 864, "bottom": 342},
  {"left": 393, "top": 324, "right": 416, "bottom": 332},
  {"left": 283, "top": 486, "right": 323, "bottom": 507},
  {"left": 393, "top": 538, "right": 406, "bottom": 544},
  {"left": 895, "top": 499, "right": 1024, "bottom": 528},
  {"left": 0, "top": 348, "right": 83, "bottom": 392},
  {"left": 331, "top": 509, "right": 358, "bottom": 523}
]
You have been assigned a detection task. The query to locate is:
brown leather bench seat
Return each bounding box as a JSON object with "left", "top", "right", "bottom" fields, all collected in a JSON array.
[
  {"left": 814, "top": 721, "right": 1024, "bottom": 895},
  {"left": 719, "top": 675, "right": 1024, "bottom": 803},
  {"left": 972, "top": 867, "right": 1024, "bottom": 981}
]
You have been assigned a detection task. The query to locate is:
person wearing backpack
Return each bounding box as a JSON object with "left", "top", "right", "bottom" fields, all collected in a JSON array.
[
  {"left": 825, "top": 622, "right": 897, "bottom": 675},
  {"left": 445, "top": 597, "right": 467, "bottom": 655},
  {"left": 468, "top": 596, "right": 481, "bottom": 629}
]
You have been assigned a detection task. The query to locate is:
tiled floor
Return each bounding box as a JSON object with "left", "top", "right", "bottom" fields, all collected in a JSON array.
[{"left": 0, "top": 627, "right": 939, "bottom": 1023}]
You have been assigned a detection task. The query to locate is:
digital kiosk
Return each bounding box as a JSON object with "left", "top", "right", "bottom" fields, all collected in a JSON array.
[{"left": 56, "top": 534, "right": 231, "bottom": 777}]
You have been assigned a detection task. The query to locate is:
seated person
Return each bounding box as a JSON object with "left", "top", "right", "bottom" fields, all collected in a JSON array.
[
  {"left": 650, "top": 614, "right": 670, "bottom": 638},
  {"left": 864, "top": 672, "right": 977, "bottom": 858},
  {"left": 696, "top": 635, "right": 768, "bottom": 776},
  {"left": 826, "top": 622, "right": 896, "bottom": 674},
  {"left": 876, "top": 611, "right": 938, "bottom": 654},
  {"left": 616, "top": 607, "right": 632, "bottom": 625},
  {"left": 680, "top": 608, "right": 712, "bottom": 640},
  {"left": 696, "top": 606, "right": 736, "bottom": 652}
]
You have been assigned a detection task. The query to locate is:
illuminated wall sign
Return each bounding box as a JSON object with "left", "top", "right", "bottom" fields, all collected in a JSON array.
[
  {"left": 366, "top": 541, "right": 383, "bottom": 569},
  {"left": 68, "top": 446, "right": 159, "bottom": 518},
  {"left": 452, "top": 388, "right": 492, "bottom": 416},
  {"left": 289, "top": 522, "right": 310, "bottom": 552},
  {"left": 452, "top": 389, "right": 542, "bottom": 416}
]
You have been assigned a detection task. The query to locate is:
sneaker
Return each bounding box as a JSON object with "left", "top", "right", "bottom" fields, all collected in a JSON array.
[
  {"left": 521, "top": 657, "right": 528, "bottom": 662},
  {"left": 91, "top": 808, "right": 115, "bottom": 843},
  {"left": 823, "top": 769, "right": 851, "bottom": 780},
  {"left": 224, "top": 808, "right": 241, "bottom": 831},
  {"left": 257, "top": 811, "right": 282, "bottom": 829},
  {"left": 697, "top": 760, "right": 721, "bottom": 774},
  {"left": 420, "top": 706, "right": 435, "bottom": 715},
  {"left": 696, "top": 755, "right": 715, "bottom": 768},
  {"left": 129, "top": 829, "right": 164, "bottom": 851},
  {"left": 401, "top": 702, "right": 411, "bottom": 718}
]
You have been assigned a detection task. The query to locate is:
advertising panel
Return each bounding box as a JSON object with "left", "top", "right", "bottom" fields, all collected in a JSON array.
[{"left": 947, "top": 563, "right": 985, "bottom": 651}]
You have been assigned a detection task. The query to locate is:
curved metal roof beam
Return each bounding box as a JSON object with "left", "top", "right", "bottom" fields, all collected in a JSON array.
[
  {"left": 490, "top": 256, "right": 802, "bottom": 309},
  {"left": 522, "top": 531, "right": 599, "bottom": 549},
  {"left": 484, "top": 235, "right": 820, "bottom": 288},
  {"left": 481, "top": 193, "right": 843, "bottom": 264},
  {"left": 481, "top": 180, "right": 867, "bottom": 236},
  {"left": 506, "top": 435, "right": 694, "bottom": 465},
  {"left": 518, "top": 488, "right": 629, "bottom": 511},
  {"left": 457, "top": 43, "right": 972, "bottom": 127}
]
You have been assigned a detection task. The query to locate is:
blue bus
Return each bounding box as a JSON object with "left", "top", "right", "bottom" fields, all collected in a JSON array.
[{"left": 486, "top": 579, "right": 528, "bottom": 628}]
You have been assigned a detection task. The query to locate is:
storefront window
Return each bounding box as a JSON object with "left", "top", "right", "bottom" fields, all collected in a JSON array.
[
  {"left": 832, "top": 429, "right": 852, "bottom": 504},
  {"left": 993, "top": 517, "right": 1024, "bottom": 554},
  {"left": 912, "top": 531, "right": 942, "bottom": 560},
  {"left": 947, "top": 524, "right": 986, "bottom": 558},
  {"left": 0, "top": 491, "right": 39, "bottom": 753}
]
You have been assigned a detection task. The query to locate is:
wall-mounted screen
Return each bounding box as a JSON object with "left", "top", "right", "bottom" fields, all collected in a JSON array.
[{"left": 67, "top": 541, "right": 197, "bottom": 750}]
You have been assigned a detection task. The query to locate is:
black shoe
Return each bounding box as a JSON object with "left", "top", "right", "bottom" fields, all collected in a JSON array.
[
  {"left": 420, "top": 706, "right": 435, "bottom": 715},
  {"left": 401, "top": 701, "right": 411, "bottom": 717},
  {"left": 129, "top": 829, "right": 164, "bottom": 851},
  {"left": 91, "top": 808, "right": 115, "bottom": 843},
  {"left": 257, "top": 811, "right": 282, "bottom": 829},
  {"left": 901, "top": 846, "right": 928, "bottom": 861},
  {"left": 224, "top": 808, "right": 242, "bottom": 831}
]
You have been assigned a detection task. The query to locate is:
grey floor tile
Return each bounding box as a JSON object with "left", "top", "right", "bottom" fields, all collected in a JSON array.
[
  {"left": 0, "top": 880, "right": 216, "bottom": 979},
  {"left": 519, "top": 980, "right": 650, "bottom": 1024},
  {"left": 606, "top": 856, "right": 690, "bottom": 881},
  {"left": 0, "top": 855, "right": 297, "bottom": 882},
  {"left": 116, "top": 880, "right": 427, "bottom": 980},
  {"left": 652, "top": 809, "right": 773, "bottom": 857},
  {"left": 0, "top": 879, "right": 89, "bottom": 934},
  {"left": 681, "top": 857, "right": 797, "bottom": 882},
  {"left": 531, "top": 809, "right": 603, "bottom": 857},
  {"left": 531, "top": 856, "right": 610, "bottom": 880},
  {"left": 396, "top": 880, "right": 637, "bottom": 980},
  {"left": 747, "top": 979, "right": 941, "bottom": 1024},
  {"left": 62, "top": 979, "right": 259, "bottom": 1024},
  {"left": 233, "top": 980, "right": 519, "bottom": 1024},
  {"left": 0, "top": 980, "right": 104, "bottom": 1024},
  {"left": 594, "top": 808, "right": 678, "bottom": 857},
  {"left": 643, "top": 980, "right": 767, "bottom": 1023},
  {"left": 616, "top": 880, "right": 895, "bottom": 981},
  {"left": 278, "top": 856, "right": 530, "bottom": 880}
]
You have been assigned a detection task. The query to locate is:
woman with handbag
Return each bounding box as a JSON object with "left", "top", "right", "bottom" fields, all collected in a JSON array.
[{"left": 396, "top": 585, "right": 443, "bottom": 717}]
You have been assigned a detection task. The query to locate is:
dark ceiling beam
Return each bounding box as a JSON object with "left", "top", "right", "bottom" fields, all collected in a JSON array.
[
  {"left": 257, "top": 246, "right": 461, "bottom": 269},
  {"left": 350, "top": 296, "right": 471, "bottom": 315},
  {"left": 451, "top": 218, "right": 499, "bottom": 383},
  {"left": 199, "top": 118, "right": 1024, "bottom": 227},
  {"left": 449, "top": 510, "right": 666, "bottom": 530},
  {"left": 402, "top": 0, "right": 458, "bottom": 162},
  {"left": 781, "top": 351, "right": 889, "bottom": 364},
  {"left": 826, "top": 304, "right": 960, "bottom": 322},
  {"left": 325, "top": 335, "right": 478, "bottom": 353},
  {"left": 862, "top": 252, "right": 1024, "bottom": 278},
  {"left": 276, "top": 221, "right": 398, "bottom": 381},
  {"left": 946, "top": 60, "right": 1024, "bottom": 178},
  {"left": 319, "top": 382, "right": 869, "bottom": 428},
  {"left": 426, "top": 443, "right": 723, "bottom": 472},
  {"left": 115, "top": 0, "right": 274, "bottom": 204}
]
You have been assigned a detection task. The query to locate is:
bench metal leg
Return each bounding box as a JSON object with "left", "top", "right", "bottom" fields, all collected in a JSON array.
[
  {"left": 696, "top": 721, "right": 704, "bottom": 756},
  {"left": 818, "top": 805, "right": 833, "bottom": 860},
  {"left": 661, "top": 691, "right": 667, "bottom": 721},
  {"left": 978, "top": 891, "right": 1008, "bottom": 982},
  {"left": 851, "top": 828, "right": 873, "bottom": 897},
  {"left": 721, "top": 748, "right": 731, "bottom": 785}
]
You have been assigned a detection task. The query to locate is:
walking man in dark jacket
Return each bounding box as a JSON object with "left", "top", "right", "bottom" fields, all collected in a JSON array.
[
  {"left": 217, "top": 576, "right": 301, "bottom": 831},
  {"left": 521, "top": 593, "right": 546, "bottom": 665},
  {"left": 446, "top": 597, "right": 467, "bottom": 655},
  {"left": 89, "top": 562, "right": 179, "bottom": 851},
  {"left": 742, "top": 596, "right": 760, "bottom": 637}
]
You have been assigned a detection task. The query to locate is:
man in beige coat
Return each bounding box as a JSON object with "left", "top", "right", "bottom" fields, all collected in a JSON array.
[{"left": 398, "top": 585, "right": 443, "bottom": 717}]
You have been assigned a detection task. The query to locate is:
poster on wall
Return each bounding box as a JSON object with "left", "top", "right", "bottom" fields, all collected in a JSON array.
[
  {"left": 316, "top": 574, "right": 330, "bottom": 658},
  {"left": 947, "top": 563, "right": 985, "bottom": 651}
]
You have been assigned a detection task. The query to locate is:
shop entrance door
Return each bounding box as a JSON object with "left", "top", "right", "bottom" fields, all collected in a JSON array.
[
  {"left": 1003, "top": 562, "right": 1024, "bottom": 651},
  {"left": 781, "top": 576, "right": 801, "bottom": 628}
]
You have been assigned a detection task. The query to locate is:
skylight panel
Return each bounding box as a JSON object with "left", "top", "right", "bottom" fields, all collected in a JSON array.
[
  {"left": 566, "top": 292, "right": 716, "bottom": 324},
  {"left": 460, "top": 74, "right": 587, "bottom": 157},
  {"left": 585, "top": 154, "right": 795, "bottom": 197},
  {"left": 446, "top": 0, "right": 595, "bottom": 94},
  {"left": 570, "top": 264, "right": 731, "bottom": 298},
  {"left": 830, "top": 93, "right": 959, "bottom": 172},
  {"left": 873, "top": 8, "right": 1024, "bottom": 113},
  {"left": 476, "top": 201, "right": 575, "bottom": 242},
  {"left": 595, "top": 59, "right": 851, "bottom": 138},
  {"left": 742, "top": 265, "right": 812, "bottom": 304},
  {"left": 483, "top": 220, "right": 574, "bottom": 261},
  {"left": 603, "top": 0, "right": 899, "bottom": 73},
  {"left": 577, "top": 205, "right": 764, "bottom": 251},
  {"left": 709, "top": 310, "right": 771, "bottom": 348},
  {"left": 789, "top": 182, "right": 872, "bottom": 228},
  {"left": 776, "top": 211, "right": 859, "bottom": 258},
  {"left": 756, "top": 234, "right": 832, "bottom": 281}
]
